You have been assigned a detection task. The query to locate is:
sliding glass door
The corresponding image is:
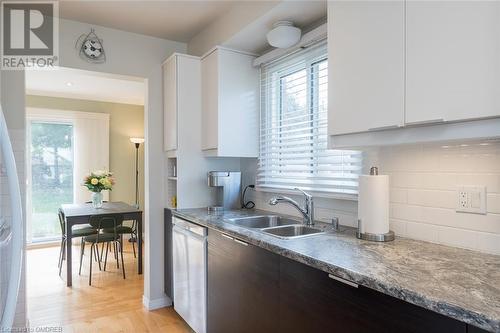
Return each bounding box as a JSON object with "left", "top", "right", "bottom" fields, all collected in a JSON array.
[{"left": 28, "top": 121, "right": 74, "bottom": 243}]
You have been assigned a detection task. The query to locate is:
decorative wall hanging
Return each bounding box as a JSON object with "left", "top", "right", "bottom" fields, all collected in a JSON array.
[{"left": 75, "top": 28, "right": 106, "bottom": 64}]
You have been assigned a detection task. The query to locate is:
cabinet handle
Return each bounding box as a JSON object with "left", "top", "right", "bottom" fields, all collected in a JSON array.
[
  {"left": 221, "top": 233, "right": 234, "bottom": 241},
  {"left": 405, "top": 118, "right": 445, "bottom": 126},
  {"left": 328, "top": 274, "right": 358, "bottom": 288},
  {"left": 368, "top": 125, "right": 401, "bottom": 131},
  {"left": 234, "top": 239, "right": 248, "bottom": 246}
]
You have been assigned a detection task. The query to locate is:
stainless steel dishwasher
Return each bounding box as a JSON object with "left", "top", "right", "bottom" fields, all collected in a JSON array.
[{"left": 172, "top": 216, "right": 207, "bottom": 333}]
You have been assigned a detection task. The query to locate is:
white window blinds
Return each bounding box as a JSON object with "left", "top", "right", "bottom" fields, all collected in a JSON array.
[{"left": 258, "top": 42, "right": 362, "bottom": 195}]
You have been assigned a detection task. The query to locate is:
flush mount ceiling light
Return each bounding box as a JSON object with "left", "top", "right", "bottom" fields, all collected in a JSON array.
[{"left": 266, "top": 21, "right": 301, "bottom": 49}]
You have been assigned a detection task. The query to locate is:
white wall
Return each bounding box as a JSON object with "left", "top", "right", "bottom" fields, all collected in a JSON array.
[
  {"left": 1, "top": 17, "right": 187, "bottom": 318},
  {"left": 57, "top": 18, "right": 186, "bottom": 310},
  {"left": 58, "top": 19, "right": 186, "bottom": 78}
]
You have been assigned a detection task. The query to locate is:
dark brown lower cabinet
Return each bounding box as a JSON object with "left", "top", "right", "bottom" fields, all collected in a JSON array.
[
  {"left": 206, "top": 229, "right": 485, "bottom": 333},
  {"left": 207, "top": 229, "right": 279, "bottom": 333},
  {"left": 468, "top": 325, "right": 491, "bottom": 333},
  {"left": 279, "top": 257, "right": 466, "bottom": 333}
]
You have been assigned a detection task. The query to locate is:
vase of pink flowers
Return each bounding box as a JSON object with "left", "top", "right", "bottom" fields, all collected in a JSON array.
[{"left": 83, "top": 170, "right": 115, "bottom": 208}]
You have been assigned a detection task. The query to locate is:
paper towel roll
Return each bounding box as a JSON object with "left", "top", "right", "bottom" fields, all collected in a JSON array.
[{"left": 358, "top": 174, "right": 390, "bottom": 235}]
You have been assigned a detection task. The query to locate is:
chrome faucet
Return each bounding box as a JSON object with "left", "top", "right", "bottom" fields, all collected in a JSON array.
[{"left": 269, "top": 188, "right": 314, "bottom": 226}]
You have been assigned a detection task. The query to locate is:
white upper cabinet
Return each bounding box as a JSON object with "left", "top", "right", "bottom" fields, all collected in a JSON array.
[
  {"left": 406, "top": 1, "right": 500, "bottom": 124},
  {"left": 163, "top": 55, "right": 178, "bottom": 152},
  {"left": 328, "top": 1, "right": 405, "bottom": 135},
  {"left": 163, "top": 54, "right": 201, "bottom": 153},
  {"left": 328, "top": 0, "right": 500, "bottom": 148},
  {"left": 201, "top": 49, "right": 218, "bottom": 151},
  {"left": 201, "top": 47, "right": 259, "bottom": 157}
]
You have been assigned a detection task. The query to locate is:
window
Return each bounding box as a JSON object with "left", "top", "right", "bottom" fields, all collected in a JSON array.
[
  {"left": 258, "top": 42, "right": 362, "bottom": 195},
  {"left": 29, "top": 121, "right": 74, "bottom": 242},
  {"left": 26, "top": 108, "right": 110, "bottom": 243}
]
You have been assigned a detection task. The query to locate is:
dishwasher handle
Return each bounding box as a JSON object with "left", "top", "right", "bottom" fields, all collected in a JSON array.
[
  {"left": 173, "top": 217, "right": 207, "bottom": 237},
  {"left": 173, "top": 224, "right": 207, "bottom": 241}
]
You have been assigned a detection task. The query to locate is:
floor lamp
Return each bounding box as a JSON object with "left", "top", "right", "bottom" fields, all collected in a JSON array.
[{"left": 129, "top": 137, "right": 144, "bottom": 242}]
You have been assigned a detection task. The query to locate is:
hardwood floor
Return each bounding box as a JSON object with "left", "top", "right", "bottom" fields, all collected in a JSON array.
[{"left": 27, "top": 241, "right": 194, "bottom": 333}]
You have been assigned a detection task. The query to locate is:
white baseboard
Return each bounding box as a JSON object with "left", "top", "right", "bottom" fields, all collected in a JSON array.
[{"left": 142, "top": 294, "right": 172, "bottom": 310}]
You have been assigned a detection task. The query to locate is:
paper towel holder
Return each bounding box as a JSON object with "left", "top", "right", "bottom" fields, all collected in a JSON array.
[{"left": 356, "top": 219, "right": 395, "bottom": 242}]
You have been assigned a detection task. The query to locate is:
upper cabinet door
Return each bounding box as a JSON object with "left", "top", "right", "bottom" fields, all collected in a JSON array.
[
  {"left": 328, "top": 1, "right": 405, "bottom": 135},
  {"left": 217, "top": 49, "right": 259, "bottom": 157},
  {"left": 201, "top": 47, "right": 259, "bottom": 157},
  {"left": 201, "top": 50, "right": 219, "bottom": 151},
  {"left": 406, "top": 1, "right": 500, "bottom": 124},
  {"left": 163, "top": 56, "right": 178, "bottom": 151}
]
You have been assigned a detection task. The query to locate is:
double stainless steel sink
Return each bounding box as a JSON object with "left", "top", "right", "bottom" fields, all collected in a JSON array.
[{"left": 226, "top": 215, "right": 325, "bottom": 239}]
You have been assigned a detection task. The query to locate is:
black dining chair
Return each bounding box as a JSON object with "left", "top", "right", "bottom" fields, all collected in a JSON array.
[
  {"left": 80, "top": 214, "right": 126, "bottom": 285},
  {"left": 85, "top": 201, "right": 136, "bottom": 259},
  {"left": 57, "top": 208, "right": 98, "bottom": 276},
  {"left": 102, "top": 220, "right": 137, "bottom": 258}
]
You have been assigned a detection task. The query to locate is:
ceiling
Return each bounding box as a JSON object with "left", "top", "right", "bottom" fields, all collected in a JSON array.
[
  {"left": 26, "top": 67, "right": 146, "bottom": 105},
  {"left": 57, "top": 0, "right": 326, "bottom": 53},
  {"left": 58, "top": 1, "right": 241, "bottom": 42}
]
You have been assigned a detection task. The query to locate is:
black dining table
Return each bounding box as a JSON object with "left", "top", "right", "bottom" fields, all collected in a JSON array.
[{"left": 60, "top": 201, "right": 143, "bottom": 287}]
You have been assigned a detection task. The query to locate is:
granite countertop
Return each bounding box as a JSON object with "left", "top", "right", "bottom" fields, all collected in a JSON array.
[{"left": 172, "top": 208, "right": 500, "bottom": 332}]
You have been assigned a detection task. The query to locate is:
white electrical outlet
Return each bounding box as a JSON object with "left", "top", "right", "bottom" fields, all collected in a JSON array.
[{"left": 456, "top": 186, "right": 487, "bottom": 214}]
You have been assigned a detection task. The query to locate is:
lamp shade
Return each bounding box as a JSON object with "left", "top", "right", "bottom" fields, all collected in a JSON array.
[
  {"left": 130, "top": 137, "right": 145, "bottom": 144},
  {"left": 266, "top": 21, "right": 301, "bottom": 49}
]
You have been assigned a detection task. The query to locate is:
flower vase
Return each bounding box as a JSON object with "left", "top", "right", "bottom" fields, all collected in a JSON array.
[{"left": 91, "top": 191, "right": 104, "bottom": 208}]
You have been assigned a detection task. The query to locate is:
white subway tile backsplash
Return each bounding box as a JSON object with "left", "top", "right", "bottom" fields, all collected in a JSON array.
[
  {"left": 416, "top": 147, "right": 441, "bottom": 172},
  {"left": 389, "top": 219, "right": 407, "bottom": 237},
  {"left": 390, "top": 188, "right": 407, "bottom": 204},
  {"left": 487, "top": 194, "right": 500, "bottom": 214},
  {"left": 476, "top": 232, "right": 500, "bottom": 255},
  {"left": 439, "top": 152, "right": 479, "bottom": 173},
  {"left": 437, "top": 227, "right": 478, "bottom": 250},
  {"left": 378, "top": 141, "right": 500, "bottom": 255},
  {"left": 457, "top": 174, "right": 500, "bottom": 193},
  {"left": 407, "top": 189, "right": 456, "bottom": 209},
  {"left": 406, "top": 222, "right": 439, "bottom": 243},
  {"left": 390, "top": 172, "right": 422, "bottom": 189},
  {"left": 420, "top": 207, "right": 500, "bottom": 234},
  {"left": 391, "top": 203, "right": 423, "bottom": 222},
  {"left": 419, "top": 173, "right": 458, "bottom": 191},
  {"left": 315, "top": 207, "right": 357, "bottom": 227}
]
